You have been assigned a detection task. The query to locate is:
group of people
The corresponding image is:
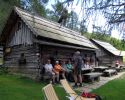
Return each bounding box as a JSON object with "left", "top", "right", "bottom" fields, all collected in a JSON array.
[
  {"left": 44, "top": 51, "right": 94, "bottom": 87},
  {"left": 44, "top": 59, "right": 73, "bottom": 84}
]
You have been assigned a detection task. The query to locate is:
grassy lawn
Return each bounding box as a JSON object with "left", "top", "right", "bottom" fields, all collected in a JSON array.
[
  {"left": 0, "top": 74, "right": 68, "bottom": 100},
  {"left": 1, "top": 73, "right": 125, "bottom": 100},
  {"left": 92, "top": 74, "right": 125, "bottom": 100}
]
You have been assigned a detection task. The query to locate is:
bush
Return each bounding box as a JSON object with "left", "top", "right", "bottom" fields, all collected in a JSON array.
[{"left": 0, "top": 65, "right": 8, "bottom": 74}]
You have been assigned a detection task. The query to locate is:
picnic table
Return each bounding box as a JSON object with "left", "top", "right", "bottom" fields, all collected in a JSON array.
[
  {"left": 122, "top": 66, "right": 125, "bottom": 70},
  {"left": 118, "top": 65, "right": 125, "bottom": 71},
  {"left": 103, "top": 69, "right": 117, "bottom": 77},
  {"left": 94, "top": 66, "right": 108, "bottom": 72},
  {"left": 109, "top": 65, "right": 124, "bottom": 72},
  {"left": 83, "top": 72, "right": 102, "bottom": 82},
  {"left": 81, "top": 67, "right": 93, "bottom": 74},
  {"left": 115, "top": 67, "right": 122, "bottom": 72}
]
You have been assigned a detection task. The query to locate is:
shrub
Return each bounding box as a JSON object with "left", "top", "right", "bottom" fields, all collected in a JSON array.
[{"left": 0, "top": 65, "right": 8, "bottom": 74}]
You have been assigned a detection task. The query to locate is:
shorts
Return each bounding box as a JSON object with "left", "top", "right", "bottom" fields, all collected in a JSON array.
[
  {"left": 46, "top": 71, "right": 55, "bottom": 77},
  {"left": 74, "top": 68, "right": 81, "bottom": 75}
]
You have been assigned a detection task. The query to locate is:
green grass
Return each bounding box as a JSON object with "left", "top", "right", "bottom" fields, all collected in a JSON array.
[
  {"left": 92, "top": 74, "right": 125, "bottom": 100},
  {"left": 0, "top": 74, "right": 68, "bottom": 100},
  {"left": 1, "top": 74, "right": 125, "bottom": 100}
]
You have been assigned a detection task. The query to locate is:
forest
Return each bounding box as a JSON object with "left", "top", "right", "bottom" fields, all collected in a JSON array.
[{"left": 0, "top": 0, "right": 125, "bottom": 50}]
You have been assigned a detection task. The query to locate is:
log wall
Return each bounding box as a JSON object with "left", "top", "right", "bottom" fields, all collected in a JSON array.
[
  {"left": 0, "top": 46, "right": 3, "bottom": 65},
  {"left": 96, "top": 49, "right": 123, "bottom": 66},
  {"left": 7, "top": 20, "right": 33, "bottom": 46},
  {"left": 4, "top": 19, "right": 41, "bottom": 79},
  {"left": 4, "top": 45, "right": 40, "bottom": 79}
]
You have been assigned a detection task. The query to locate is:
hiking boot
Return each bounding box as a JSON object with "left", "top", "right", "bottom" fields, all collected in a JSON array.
[
  {"left": 52, "top": 81, "right": 56, "bottom": 85},
  {"left": 79, "top": 83, "right": 83, "bottom": 87},
  {"left": 56, "top": 81, "right": 60, "bottom": 84}
]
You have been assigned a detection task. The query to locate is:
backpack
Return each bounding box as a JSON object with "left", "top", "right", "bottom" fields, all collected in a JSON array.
[{"left": 81, "top": 92, "right": 102, "bottom": 100}]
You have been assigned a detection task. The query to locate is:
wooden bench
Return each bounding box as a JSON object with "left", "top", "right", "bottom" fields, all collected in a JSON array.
[
  {"left": 110, "top": 65, "right": 125, "bottom": 72},
  {"left": 83, "top": 72, "right": 102, "bottom": 82},
  {"left": 40, "top": 67, "right": 51, "bottom": 82},
  {"left": 94, "top": 66, "right": 108, "bottom": 72},
  {"left": 103, "top": 69, "right": 117, "bottom": 77},
  {"left": 115, "top": 67, "right": 122, "bottom": 72},
  {"left": 122, "top": 67, "right": 125, "bottom": 70},
  {"left": 116, "top": 65, "right": 125, "bottom": 72}
]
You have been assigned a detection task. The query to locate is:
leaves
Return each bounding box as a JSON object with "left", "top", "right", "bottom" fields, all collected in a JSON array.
[
  {"left": 83, "top": 32, "right": 125, "bottom": 50},
  {"left": 0, "top": 0, "right": 20, "bottom": 34}
]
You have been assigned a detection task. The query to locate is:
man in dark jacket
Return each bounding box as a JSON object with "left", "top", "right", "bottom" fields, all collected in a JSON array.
[{"left": 73, "top": 51, "right": 83, "bottom": 87}]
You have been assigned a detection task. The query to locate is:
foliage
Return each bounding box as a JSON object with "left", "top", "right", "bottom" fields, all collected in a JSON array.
[
  {"left": 46, "top": 1, "right": 68, "bottom": 22},
  {"left": 0, "top": 0, "right": 48, "bottom": 34},
  {"left": 0, "top": 74, "right": 68, "bottom": 100},
  {"left": 20, "top": 0, "right": 48, "bottom": 17},
  {"left": 87, "top": 0, "right": 125, "bottom": 24},
  {"left": 46, "top": 1, "right": 63, "bottom": 21},
  {"left": 0, "top": 0, "right": 20, "bottom": 34},
  {"left": 82, "top": 32, "right": 125, "bottom": 50},
  {"left": 61, "top": 0, "right": 125, "bottom": 39},
  {"left": 0, "top": 0, "right": 86, "bottom": 34},
  {"left": 66, "top": 11, "right": 79, "bottom": 31},
  {"left": 46, "top": 1, "right": 84, "bottom": 31},
  {"left": 80, "top": 19, "right": 87, "bottom": 33},
  {"left": 92, "top": 73, "right": 125, "bottom": 100},
  {"left": 0, "top": 65, "right": 8, "bottom": 74}
]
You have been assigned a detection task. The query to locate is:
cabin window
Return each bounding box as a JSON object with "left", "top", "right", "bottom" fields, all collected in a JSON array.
[{"left": 19, "top": 53, "right": 26, "bottom": 65}]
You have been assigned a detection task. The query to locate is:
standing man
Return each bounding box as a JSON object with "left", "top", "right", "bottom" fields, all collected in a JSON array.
[{"left": 73, "top": 51, "right": 83, "bottom": 87}]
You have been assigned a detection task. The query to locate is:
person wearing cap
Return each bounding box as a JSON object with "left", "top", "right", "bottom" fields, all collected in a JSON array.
[
  {"left": 54, "top": 60, "right": 66, "bottom": 83},
  {"left": 73, "top": 51, "right": 83, "bottom": 87}
]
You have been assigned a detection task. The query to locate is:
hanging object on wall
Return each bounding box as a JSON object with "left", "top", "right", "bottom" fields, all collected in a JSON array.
[{"left": 5, "top": 47, "right": 11, "bottom": 53}]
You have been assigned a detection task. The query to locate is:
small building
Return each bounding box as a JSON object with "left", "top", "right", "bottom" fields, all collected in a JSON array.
[
  {"left": 0, "top": 7, "right": 96, "bottom": 79},
  {"left": 91, "top": 39, "right": 123, "bottom": 66}
]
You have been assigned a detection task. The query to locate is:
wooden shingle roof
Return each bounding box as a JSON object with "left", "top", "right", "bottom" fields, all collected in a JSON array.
[
  {"left": 92, "top": 39, "right": 123, "bottom": 56},
  {"left": 14, "top": 7, "right": 96, "bottom": 49}
]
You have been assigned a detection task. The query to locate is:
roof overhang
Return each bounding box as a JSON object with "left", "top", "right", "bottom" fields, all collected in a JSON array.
[
  {"left": 34, "top": 39, "right": 96, "bottom": 51},
  {"left": 91, "top": 39, "right": 123, "bottom": 56}
]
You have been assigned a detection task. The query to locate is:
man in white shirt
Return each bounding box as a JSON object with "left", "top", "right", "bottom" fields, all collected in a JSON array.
[{"left": 44, "top": 59, "right": 56, "bottom": 84}]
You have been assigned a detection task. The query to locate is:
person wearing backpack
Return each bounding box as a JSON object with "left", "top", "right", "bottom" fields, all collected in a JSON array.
[{"left": 73, "top": 51, "right": 83, "bottom": 87}]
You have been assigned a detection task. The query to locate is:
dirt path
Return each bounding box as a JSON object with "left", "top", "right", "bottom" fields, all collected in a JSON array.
[{"left": 75, "top": 72, "right": 125, "bottom": 92}]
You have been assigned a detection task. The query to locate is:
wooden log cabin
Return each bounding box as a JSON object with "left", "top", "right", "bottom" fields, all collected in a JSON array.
[
  {"left": 0, "top": 46, "right": 3, "bottom": 66},
  {"left": 91, "top": 39, "right": 124, "bottom": 66},
  {"left": 0, "top": 7, "right": 97, "bottom": 79}
]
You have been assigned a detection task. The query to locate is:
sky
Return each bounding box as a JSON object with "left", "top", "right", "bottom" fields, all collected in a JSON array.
[{"left": 46, "top": 0, "right": 122, "bottom": 39}]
